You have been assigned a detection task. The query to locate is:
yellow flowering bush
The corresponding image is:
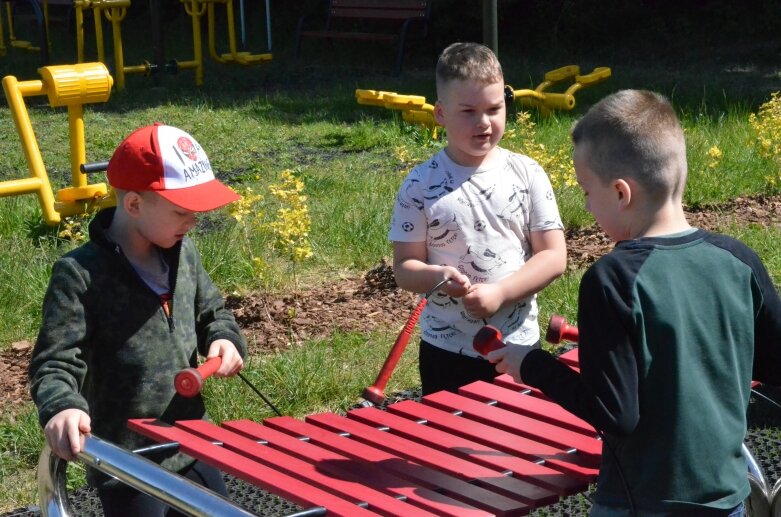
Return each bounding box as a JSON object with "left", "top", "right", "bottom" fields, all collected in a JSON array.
[
  {"left": 394, "top": 145, "right": 412, "bottom": 168},
  {"left": 57, "top": 211, "right": 94, "bottom": 243},
  {"left": 706, "top": 145, "right": 723, "bottom": 170},
  {"left": 507, "top": 111, "right": 577, "bottom": 190},
  {"left": 228, "top": 186, "right": 263, "bottom": 224},
  {"left": 750, "top": 92, "right": 781, "bottom": 185},
  {"left": 228, "top": 172, "right": 313, "bottom": 289},
  {"left": 228, "top": 186, "right": 269, "bottom": 281},
  {"left": 267, "top": 170, "right": 313, "bottom": 263}
]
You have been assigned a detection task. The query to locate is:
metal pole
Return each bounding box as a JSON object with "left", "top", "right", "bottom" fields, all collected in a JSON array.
[
  {"left": 239, "top": 0, "right": 246, "bottom": 48},
  {"left": 37, "top": 436, "right": 257, "bottom": 517},
  {"left": 149, "top": 0, "right": 164, "bottom": 85},
  {"left": 265, "top": 0, "right": 272, "bottom": 51},
  {"left": 482, "top": 0, "right": 498, "bottom": 57}
]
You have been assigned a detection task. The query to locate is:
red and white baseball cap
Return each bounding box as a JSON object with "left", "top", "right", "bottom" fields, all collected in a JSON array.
[{"left": 107, "top": 123, "right": 240, "bottom": 212}]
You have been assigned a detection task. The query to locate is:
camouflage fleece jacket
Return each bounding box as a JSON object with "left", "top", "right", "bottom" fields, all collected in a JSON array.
[{"left": 29, "top": 207, "right": 247, "bottom": 488}]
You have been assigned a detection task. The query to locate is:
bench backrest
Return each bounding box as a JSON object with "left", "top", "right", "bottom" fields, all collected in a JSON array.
[{"left": 329, "top": 0, "right": 431, "bottom": 21}]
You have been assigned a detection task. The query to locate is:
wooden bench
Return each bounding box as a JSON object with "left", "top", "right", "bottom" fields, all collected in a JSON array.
[{"left": 295, "top": 0, "right": 432, "bottom": 75}]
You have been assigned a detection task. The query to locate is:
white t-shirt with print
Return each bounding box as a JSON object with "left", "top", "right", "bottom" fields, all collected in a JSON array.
[{"left": 389, "top": 148, "right": 564, "bottom": 357}]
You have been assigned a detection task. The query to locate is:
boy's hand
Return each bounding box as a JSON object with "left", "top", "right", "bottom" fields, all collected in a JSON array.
[
  {"left": 207, "top": 339, "right": 244, "bottom": 377},
  {"left": 44, "top": 408, "right": 91, "bottom": 461},
  {"left": 487, "top": 344, "right": 534, "bottom": 384},
  {"left": 440, "top": 266, "right": 471, "bottom": 297},
  {"left": 463, "top": 283, "right": 503, "bottom": 318}
]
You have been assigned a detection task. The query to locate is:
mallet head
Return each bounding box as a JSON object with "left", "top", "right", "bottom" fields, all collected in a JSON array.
[
  {"left": 546, "top": 314, "right": 579, "bottom": 344},
  {"left": 473, "top": 325, "right": 505, "bottom": 356},
  {"left": 362, "top": 386, "right": 386, "bottom": 406},
  {"left": 174, "top": 368, "right": 204, "bottom": 398}
]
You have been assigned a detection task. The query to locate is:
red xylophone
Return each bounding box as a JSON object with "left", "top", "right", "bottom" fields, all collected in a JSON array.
[{"left": 130, "top": 346, "right": 600, "bottom": 517}]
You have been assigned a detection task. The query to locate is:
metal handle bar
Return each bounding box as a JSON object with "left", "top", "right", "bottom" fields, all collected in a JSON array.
[
  {"left": 38, "top": 434, "right": 257, "bottom": 517},
  {"left": 79, "top": 161, "right": 109, "bottom": 174}
]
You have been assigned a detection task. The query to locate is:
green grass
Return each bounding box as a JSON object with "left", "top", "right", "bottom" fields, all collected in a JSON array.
[
  {"left": 2, "top": 1, "right": 781, "bottom": 511},
  {"left": 204, "top": 329, "right": 420, "bottom": 423}
]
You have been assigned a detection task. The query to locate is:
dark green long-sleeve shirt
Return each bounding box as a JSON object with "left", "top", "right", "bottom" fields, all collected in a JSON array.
[
  {"left": 522, "top": 229, "right": 781, "bottom": 512},
  {"left": 29, "top": 208, "right": 247, "bottom": 487}
]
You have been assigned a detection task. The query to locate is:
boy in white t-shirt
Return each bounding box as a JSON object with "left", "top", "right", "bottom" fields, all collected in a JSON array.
[{"left": 389, "top": 42, "right": 567, "bottom": 395}]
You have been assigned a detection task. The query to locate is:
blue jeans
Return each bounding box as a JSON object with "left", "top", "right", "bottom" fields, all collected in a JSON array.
[{"left": 589, "top": 502, "right": 744, "bottom": 517}]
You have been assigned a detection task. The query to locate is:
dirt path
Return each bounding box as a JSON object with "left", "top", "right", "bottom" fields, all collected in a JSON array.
[{"left": 4, "top": 194, "right": 781, "bottom": 411}]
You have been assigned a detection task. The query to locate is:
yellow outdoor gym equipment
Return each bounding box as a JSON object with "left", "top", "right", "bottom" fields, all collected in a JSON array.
[
  {"left": 355, "top": 89, "right": 437, "bottom": 128},
  {"left": 0, "top": 0, "right": 43, "bottom": 56},
  {"left": 1, "top": 1, "right": 81, "bottom": 63},
  {"left": 73, "top": 0, "right": 200, "bottom": 91},
  {"left": 2, "top": 62, "right": 116, "bottom": 226},
  {"left": 191, "top": 0, "right": 272, "bottom": 66},
  {"left": 509, "top": 65, "right": 611, "bottom": 115},
  {"left": 73, "top": 0, "right": 272, "bottom": 90},
  {"left": 355, "top": 65, "right": 613, "bottom": 130}
]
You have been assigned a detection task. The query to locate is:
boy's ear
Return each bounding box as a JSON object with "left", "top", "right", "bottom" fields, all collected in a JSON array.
[
  {"left": 614, "top": 179, "right": 632, "bottom": 208},
  {"left": 434, "top": 101, "right": 446, "bottom": 126},
  {"left": 123, "top": 191, "right": 143, "bottom": 217}
]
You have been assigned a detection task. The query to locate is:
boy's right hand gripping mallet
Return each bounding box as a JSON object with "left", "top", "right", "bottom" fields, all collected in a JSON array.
[
  {"left": 175, "top": 357, "right": 222, "bottom": 398},
  {"left": 545, "top": 314, "right": 579, "bottom": 344}
]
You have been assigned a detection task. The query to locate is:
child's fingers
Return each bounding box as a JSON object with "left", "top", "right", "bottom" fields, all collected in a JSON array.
[
  {"left": 223, "top": 354, "right": 244, "bottom": 376},
  {"left": 78, "top": 412, "right": 92, "bottom": 434},
  {"left": 209, "top": 341, "right": 243, "bottom": 377},
  {"left": 486, "top": 347, "right": 507, "bottom": 363},
  {"left": 67, "top": 422, "right": 83, "bottom": 458}
]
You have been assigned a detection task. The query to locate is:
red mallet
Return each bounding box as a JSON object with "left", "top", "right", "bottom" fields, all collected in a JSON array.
[
  {"left": 175, "top": 357, "right": 222, "bottom": 398},
  {"left": 361, "top": 278, "right": 451, "bottom": 406},
  {"left": 545, "top": 314, "right": 579, "bottom": 344},
  {"left": 473, "top": 325, "right": 506, "bottom": 355},
  {"left": 362, "top": 297, "right": 428, "bottom": 405}
]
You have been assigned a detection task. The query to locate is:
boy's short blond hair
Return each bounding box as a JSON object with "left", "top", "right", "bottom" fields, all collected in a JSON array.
[
  {"left": 571, "top": 89, "right": 688, "bottom": 201},
  {"left": 435, "top": 42, "right": 504, "bottom": 100}
]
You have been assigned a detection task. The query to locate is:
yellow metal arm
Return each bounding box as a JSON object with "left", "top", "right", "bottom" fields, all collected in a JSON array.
[
  {"left": 512, "top": 66, "right": 612, "bottom": 115},
  {"left": 355, "top": 65, "right": 612, "bottom": 129},
  {"left": 2, "top": 63, "right": 116, "bottom": 226}
]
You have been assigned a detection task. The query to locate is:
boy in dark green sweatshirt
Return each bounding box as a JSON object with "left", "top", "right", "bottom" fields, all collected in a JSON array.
[
  {"left": 29, "top": 123, "right": 247, "bottom": 516},
  {"left": 490, "top": 90, "right": 781, "bottom": 516}
]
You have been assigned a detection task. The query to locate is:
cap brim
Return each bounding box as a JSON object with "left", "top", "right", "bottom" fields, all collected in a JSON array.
[{"left": 157, "top": 179, "right": 240, "bottom": 212}]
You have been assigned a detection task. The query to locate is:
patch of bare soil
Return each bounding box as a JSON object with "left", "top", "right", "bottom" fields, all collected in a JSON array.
[{"left": 4, "top": 194, "right": 781, "bottom": 411}]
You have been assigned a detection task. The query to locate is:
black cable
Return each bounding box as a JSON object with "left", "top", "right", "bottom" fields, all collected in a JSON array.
[
  {"left": 238, "top": 372, "right": 283, "bottom": 417},
  {"left": 425, "top": 278, "right": 450, "bottom": 298},
  {"left": 596, "top": 428, "right": 637, "bottom": 517}
]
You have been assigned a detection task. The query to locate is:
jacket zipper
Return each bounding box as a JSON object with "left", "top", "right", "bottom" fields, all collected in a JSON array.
[
  {"left": 160, "top": 293, "right": 175, "bottom": 332},
  {"left": 113, "top": 243, "right": 177, "bottom": 333}
]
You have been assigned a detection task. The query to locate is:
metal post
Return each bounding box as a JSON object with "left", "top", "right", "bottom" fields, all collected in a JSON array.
[
  {"left": 265, "top": 0, "right": 271, "bottom": 51},
  {"left": 149, "top": 0, "right": 164, "bottom": 86},
  {"left": 482, "top": 0, "right": 497, "bottom": 57},
  {"left": 239, "top": 0, "right": 246, "bottom": 48}
]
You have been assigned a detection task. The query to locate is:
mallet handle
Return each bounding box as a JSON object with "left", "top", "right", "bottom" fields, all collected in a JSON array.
[
  {"left": 362, "top": 297, "right": 428, "bottom": 405},
  {"left": 174, "top": 357, "right": 222, "bottom": 398},
  {"left": 198, "top": 356, "right": 222, "bottom": 378}
]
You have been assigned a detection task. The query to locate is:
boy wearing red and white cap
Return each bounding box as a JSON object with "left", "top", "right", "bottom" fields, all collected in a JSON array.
[{"left": 29, "top": 124, "right": 246, "bottom": 515}]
